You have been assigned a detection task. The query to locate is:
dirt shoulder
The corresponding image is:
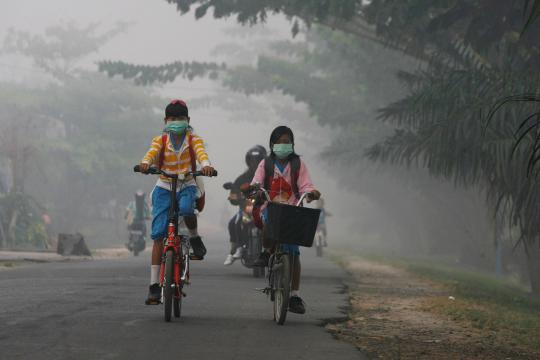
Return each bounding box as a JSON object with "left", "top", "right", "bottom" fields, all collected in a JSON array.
[
  {"left": 328, "top": 256, "right": 540, "bottom": 360},
  {"left": 0, "top": 248, "right": 130, "bottom": 270}
]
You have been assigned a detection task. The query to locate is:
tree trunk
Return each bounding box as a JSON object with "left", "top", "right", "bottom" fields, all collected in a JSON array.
[
  {"left": 7, "top": 208, "right": 18, "bottom": 248},
  {"left": 525, "top": 240, "right": 540, "bottom": 297},
  {"left": 0, "top": 213, "right": 6, "bottom": 249}
]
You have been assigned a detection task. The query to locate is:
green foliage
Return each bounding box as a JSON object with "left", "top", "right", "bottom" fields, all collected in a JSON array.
[
  {"left": 0, "top": 192, "right": 48, "bottom": 248},
  {"left": 165, "top": 0, "right": 359, "bottom": 25},
  {"left": 98, "top": 60, "right": 225, "bottom": 85},
  {"left": 3, "top": 22, "right": 129, "bottom": 79},
  {"left": 0, "top": 24, "right": 167, "bottom": 246}
]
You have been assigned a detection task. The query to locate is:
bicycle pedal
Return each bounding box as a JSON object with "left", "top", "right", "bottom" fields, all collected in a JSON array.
[{"left": 145, "top": 299, "right": 161, "bottom": 305}]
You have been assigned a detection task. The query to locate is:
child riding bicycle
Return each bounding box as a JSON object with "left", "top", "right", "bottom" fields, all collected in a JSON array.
[
  {"left": 139, "top": 99, "right": 215, "bottom": 304},
  {"left": 244, "top": 125, "right": 321, "bottom": 314}
]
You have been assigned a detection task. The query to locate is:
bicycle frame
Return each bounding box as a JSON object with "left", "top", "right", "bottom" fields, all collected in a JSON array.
[
  {"left": 134, "top": 164, "right": 217, "bottom": 321},
  {"left": 159, "top": 173, "right": 192, "bottom": 300}
]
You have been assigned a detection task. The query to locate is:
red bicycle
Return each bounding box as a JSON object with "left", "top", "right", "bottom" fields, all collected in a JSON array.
[{"left": 134, "top": 165, "right": 217, "bottom": 322}]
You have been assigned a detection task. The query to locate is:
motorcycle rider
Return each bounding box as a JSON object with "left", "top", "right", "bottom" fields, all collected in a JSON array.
[
  {"left": 125, "top": 189, "right": 151, "bottom": 238},
  {"left": 311, "top": 197, "right": 328, "bottom": 246},
  {"left": 223, "top": 145, "right": 267, "bottom": 265}
]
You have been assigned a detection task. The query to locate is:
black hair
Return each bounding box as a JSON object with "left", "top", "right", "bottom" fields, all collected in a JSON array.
[
  {"left": 269, "top": 125, "right": 298, "bottom": 160},
  {"left": 165, "top": 101, "right": 188, "bottom": 118}
]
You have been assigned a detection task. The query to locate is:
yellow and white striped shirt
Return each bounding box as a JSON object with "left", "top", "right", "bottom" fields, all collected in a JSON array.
[{"left": 141, "top": 131, "right": 210, "bottom": 191}]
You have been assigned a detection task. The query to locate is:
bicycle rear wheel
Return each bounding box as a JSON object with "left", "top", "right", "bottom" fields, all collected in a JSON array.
[
  {"left": 273, "top": 254, "right": 290, "bottom": 325},
  {"left": 164, "top": 249, "right": 174, "bottom": 322}
]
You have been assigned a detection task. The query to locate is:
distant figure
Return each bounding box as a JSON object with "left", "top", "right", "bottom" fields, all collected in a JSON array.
[
  {"left": 311, "top": 197, "right": 329, "bottom": 243},
  {"left": 125, "top": 189, "right": 151, "bottom": 234}
]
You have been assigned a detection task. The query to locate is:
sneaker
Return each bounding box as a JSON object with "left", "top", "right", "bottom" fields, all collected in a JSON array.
[
  {"left": 145, "top": 283, "right": 161, "bottom": 305},
  {"left": 224, "top": 254, "right": 235, "bottom": 266},
  {"left": 190, "top": 236, "right": 207, "bottom": 260},
  {"left": 253, "top": 251, "right": 270, "bottom": 267},
  {"left": 232, "top": 246, "right": 243, "bottom": 259},
  {"left": 288, "top": 296, "right": 306, "bottom": 314}
]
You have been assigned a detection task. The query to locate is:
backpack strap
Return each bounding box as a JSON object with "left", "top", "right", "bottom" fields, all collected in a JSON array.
[
  {"left": 157, "top": 133, "right": 168, "bottom": 170},
  {"left": 263, "top": 157, "right": 275, "bottom": 192}
]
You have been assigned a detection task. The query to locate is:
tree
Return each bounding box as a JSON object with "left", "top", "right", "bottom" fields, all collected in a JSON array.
[
  {"left": 99, "top": 1, "right": 540, "bottom": 292},
  {"left": 0, "top": 23, "right": 164, "bottom": 247}
]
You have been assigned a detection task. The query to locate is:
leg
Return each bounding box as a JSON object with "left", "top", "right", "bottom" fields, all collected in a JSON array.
[
  {"left": 151, "top": 240, "right": 163, "bottom": 266},
  {"left": 228, "top": 215, "right": 238, "bottom": 255},
  {"left": 224, "top": 215, "right": 239, "bottom": 265},
  {"left": 146, "top": 187, "right": 170, "bottom": 304},
  {"left": 150, "top": 187, "right": 170, "bottom": 266},
  {"left": 291, "top": 255, "right": 301, "bottom": 291},
  {"left": 288, "top": 255, "right": 305, "bottom": 314},
  {"left": 179, "top": 186, "right": 206, "bottom": 258}
]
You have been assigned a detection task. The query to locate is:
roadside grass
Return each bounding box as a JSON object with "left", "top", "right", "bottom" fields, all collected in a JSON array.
[
  {"left": 408, "top": 264, "right": 540, "bottom": 351},
  {"left": 330, "top": 249, "right": 540, "bottom": 352},
  {"left": 0, "top": 260, "right": 24, "bottom": 268}
]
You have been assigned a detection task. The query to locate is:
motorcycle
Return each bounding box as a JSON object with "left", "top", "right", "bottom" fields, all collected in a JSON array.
[
  {"left": 239, "top": 199, "right": 265, "bottom": 277},
  {"left": 126, "top": 220, "right": 146, "bottom": 256},
  {"left": 224, "top": 182, "right": 265, "bottom": 277}
]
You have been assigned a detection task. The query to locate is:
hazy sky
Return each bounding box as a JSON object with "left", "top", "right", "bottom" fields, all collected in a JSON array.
[{"left": 0, "top": 0, "right": 365, "bottom": 242}]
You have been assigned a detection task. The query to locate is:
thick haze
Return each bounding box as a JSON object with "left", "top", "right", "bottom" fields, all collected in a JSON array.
[{"left": 0, "top": 0, "right": 363, "bottom": 247}]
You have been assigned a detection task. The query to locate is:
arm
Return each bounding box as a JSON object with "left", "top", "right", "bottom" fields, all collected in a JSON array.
[
  {"left": 250, "top": 159, "right": 266, "bottom": 186},
  {"left": 139, "top": 135, "right": 163, "bottom": 171},
  {"left": 297, "top": 160, "right": 321, "bottom": 201},
  {"left": 190, "top": 134, "right": 211, "bottom": 168},
  {"left": 190, "top": 134, "right": 216, "bottom": 176}
]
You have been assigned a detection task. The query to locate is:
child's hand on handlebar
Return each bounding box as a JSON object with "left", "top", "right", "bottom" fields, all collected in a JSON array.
[
  {"left": 139, "top": 163, "right": 150, "bottom": 173},
  {"left": 201, "top": 166, "right": 216, "bottom": 177},
  {"left": 307, "top": 190, "right": 321, "bottom": 203}
]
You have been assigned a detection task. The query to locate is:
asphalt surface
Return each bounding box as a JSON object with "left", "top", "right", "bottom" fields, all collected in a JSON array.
[{"left": 0, "top": 239, "right": 364, "bottom": 360}]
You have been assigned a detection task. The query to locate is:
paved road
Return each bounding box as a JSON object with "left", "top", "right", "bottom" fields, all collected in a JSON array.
[{"left": 0, "top": 239, "right": 364, "bottom": 360}]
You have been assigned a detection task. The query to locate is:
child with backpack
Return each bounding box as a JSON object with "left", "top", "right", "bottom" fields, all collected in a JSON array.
[
  {"left": 246, "top": 125, "right": 321, "bottom": 314},
  {"left": 138, "top": 99, "right": 215, "bottom": 304}
]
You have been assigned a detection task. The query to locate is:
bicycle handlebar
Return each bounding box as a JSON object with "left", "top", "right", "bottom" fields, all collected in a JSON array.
[
  {"left": 133, "top": 165, "right": 218, "bottom": 178},
  {"left": 246, "top": 183, "right": 314, "bottom": 207}
]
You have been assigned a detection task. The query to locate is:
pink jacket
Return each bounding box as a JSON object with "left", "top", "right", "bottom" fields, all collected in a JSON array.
[{"left": 251, "top": 158, "right": 316, "bottom": 205}]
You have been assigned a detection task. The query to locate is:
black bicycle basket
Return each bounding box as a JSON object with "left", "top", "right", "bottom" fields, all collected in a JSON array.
[{"left": 266, "top": 202, "right": 321, "bottom": 247}]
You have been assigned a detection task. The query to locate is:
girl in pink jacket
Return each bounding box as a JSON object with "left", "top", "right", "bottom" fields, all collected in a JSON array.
[{"left": 249, "top": 125, "right": 321, "bottom": 314}]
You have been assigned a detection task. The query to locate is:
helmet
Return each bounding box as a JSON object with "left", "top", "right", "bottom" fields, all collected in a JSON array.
[{"left": 245, "top": 145, "right": 267, "bottom": 167}]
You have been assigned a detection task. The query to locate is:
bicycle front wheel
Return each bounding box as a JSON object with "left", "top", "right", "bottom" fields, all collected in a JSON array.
[
  {"left": 173, "top": 294, "right": 181, "bottom": 318},
  {"left": 163, "top": 249, "right": 174, "bottom": 322},
  {"left": 273, "top": 254, "right": 290, "bottom": 325},
  {"left": 174, "top": 259, "right": 183, "bottom": 318}
]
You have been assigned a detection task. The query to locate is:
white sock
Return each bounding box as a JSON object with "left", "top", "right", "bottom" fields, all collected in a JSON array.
[
  {"left": 291, "top": 290, "right": 299, "bottom": 297},
  {"left": 188, "top": 228, "right": 199, "bottom": 237},
  {"left": 150, "top": 265, "right": 160, "bottom": 285}
]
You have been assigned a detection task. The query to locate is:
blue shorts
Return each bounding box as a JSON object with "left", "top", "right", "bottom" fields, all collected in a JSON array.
[
  {"left": 262, "top": 207, "right": 300, "bottom": 256},
  {"left": 151, "top": 185, "right": 197, "bottom": 241}
]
